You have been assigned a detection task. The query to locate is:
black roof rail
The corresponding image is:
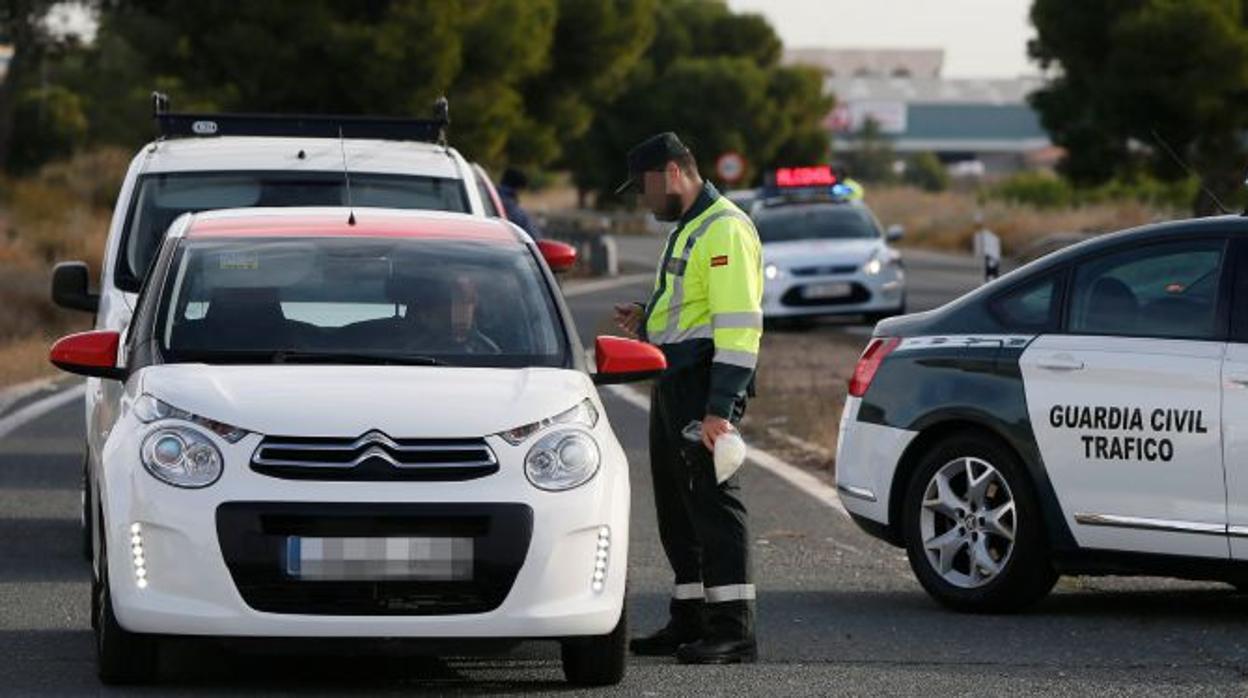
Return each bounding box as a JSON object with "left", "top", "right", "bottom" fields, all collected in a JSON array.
[{"left": 150, "top": 92, "right": 450, "bottom": 144}]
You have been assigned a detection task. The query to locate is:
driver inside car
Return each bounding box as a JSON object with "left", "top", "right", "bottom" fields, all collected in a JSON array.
[{"left": 399, "top": 273, "right": 501, "bottom": 355}]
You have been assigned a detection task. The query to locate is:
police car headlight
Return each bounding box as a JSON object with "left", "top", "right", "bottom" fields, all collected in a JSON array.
[
  {"left": 863, "top": 253, "right": 884, "bottom": 276},
  {"left": 765, "top": 263, "right": 784, "bottom": 280},
  {"left": 140, "top": 426, "right": 223, "bottom": 489},
  {"left": 132, "top": 394, "right": 249, "bottom": 443},
  {"left": 497, "top": 398, "right": 599, "bottom": 446},
  {"left": 525, "top": 429, "right": 601, "bottom": 491}
]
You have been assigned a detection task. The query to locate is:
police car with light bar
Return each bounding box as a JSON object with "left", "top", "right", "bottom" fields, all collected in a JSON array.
[
  {"left": 836, "top": 215, "right": 1248, "bottom": 611},
  {"left": 749, "top": 166, "right": 906, "bottom": 323}
]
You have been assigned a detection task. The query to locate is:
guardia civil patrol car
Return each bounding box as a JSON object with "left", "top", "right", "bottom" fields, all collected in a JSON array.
[{"left": 836, "top": 215, "right": 1248, "bottom": 612}]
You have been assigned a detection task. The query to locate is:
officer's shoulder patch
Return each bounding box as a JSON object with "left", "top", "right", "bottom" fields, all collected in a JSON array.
[{"left": 711, "top": 255, "right": 729, "bottom": 267}]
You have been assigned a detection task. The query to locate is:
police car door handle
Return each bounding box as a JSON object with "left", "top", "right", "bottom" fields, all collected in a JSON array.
[
  {"left": 1037, "top": 354, "right": 1085, "bottom": 372},
  {"left": 1228, "top": 371, "right": 1248, "bottom": 387}
]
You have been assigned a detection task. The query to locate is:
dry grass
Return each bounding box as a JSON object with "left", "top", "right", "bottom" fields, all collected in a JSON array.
[
  {"left": 0, "top": 334, "right": 66, "bottom": 387},
  {"left": 0, "top": 150, "right": 121, "bottom": 388},
  {"left": 738, "top": 325, "right": 867, "bottom": 476},
  {"left": 868, "top": 185, "right": 1183, "bottom": 257}
]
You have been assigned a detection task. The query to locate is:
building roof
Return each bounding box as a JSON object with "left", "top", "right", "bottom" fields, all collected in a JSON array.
[
  {"left": 784, "top": 48, "right": 944, "bottom": 79},
  {"left": 827, "top": 76, "right": 1046, "bottom": 105},
  {"left": 184, "top": 207, "right": 520, "bottom": 244}
]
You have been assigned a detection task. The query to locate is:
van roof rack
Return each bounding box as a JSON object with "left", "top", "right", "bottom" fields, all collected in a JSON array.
[{"left": 151, "top": 92, "right": 450, "bottom": 145}]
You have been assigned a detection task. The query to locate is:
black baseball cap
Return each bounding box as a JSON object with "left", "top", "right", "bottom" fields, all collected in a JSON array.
[{"left": 615, "top": 132, "right": 691, "bottom": 195}]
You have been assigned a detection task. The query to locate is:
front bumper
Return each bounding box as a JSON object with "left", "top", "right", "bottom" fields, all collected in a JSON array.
[
  {"left": 762, "top": 266, "right": 905, "bottom": 318},
  {"left": 99, "top": 422, "right": 629, "bottom": 639}
]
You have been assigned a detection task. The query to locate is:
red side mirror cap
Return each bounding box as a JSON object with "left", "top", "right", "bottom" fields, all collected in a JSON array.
[
  {"left": 49, "top": 330, "right": 125, "bottom": 380},
  {"left": 537, "top": 239, "right": 577, "bottom": 273},
  {"left": 593, "top": 336, "right": 666, "bottom": 385}
]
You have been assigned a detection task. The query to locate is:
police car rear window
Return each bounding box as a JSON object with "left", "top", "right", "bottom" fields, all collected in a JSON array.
[
  {"left": 990, "top": 274, "right": 1060, "bottom": 331},
  {"left": 117, "top": 171, "right": 470, "bottom": 291},
  {"left": 1068, "top": 241, "right": 1224, "bottom": 340}
]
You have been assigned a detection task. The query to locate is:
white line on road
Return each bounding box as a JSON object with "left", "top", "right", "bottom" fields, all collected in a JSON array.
[
  {"left": 603, "top": 384, "right": 850, "bottom": 520},
  {"left": 561, "top": 273, "right": 653, "bottom": 298},
  {"left": 0, "top": 384, "right": 86, "bottom": 442}
]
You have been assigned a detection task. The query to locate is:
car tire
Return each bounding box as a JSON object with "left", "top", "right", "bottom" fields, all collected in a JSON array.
[
  {"left": 560, "top": 599, "right": 627, "bottom": 686},
  {"left": 902, "top": 431, "right": 1057, "bottom": 613},
  {"left": 95, "top": 528, "right": 158, "bottom": 685}
]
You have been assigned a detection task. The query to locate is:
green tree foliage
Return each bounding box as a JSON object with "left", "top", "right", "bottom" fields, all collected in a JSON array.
[
  {"left": 903, "top": 151, "right": 949, "bottom": 192},
  {"left": 568, "top": 0, "right": 832, "bottom": 201},
  {"left": 23, "top": 0, "right": 654, "bottom": 171},
  {"left": 841, "top": 117, "right": 896, "bottom": 184},
  {"left": 1029, "top": 0, "right": 1248, "bottom": 213}
]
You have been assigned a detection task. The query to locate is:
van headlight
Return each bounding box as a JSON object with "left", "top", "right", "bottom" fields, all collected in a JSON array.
[
  {"left": 497, "top": 398, "right": 599, "bottom": 446},
  {"left": 140, "top": 426, "right": 223, "bottom": 488},
  {"left": 525, "top": 429, "right": 601, "bottom": 491}
]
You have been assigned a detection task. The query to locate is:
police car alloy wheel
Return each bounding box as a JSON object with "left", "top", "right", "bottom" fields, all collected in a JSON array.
[{"left": 902, "top": 432, "right": 1057, "bottom": 613}]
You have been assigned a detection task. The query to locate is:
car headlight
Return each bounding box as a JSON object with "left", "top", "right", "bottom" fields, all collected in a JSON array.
[
  {"left": 862, "top": 252, "right": 884, "bottom": 276},
  {"left": 140, "top": 426, "right": 223, "bottom": 488},
  {"left": 764, "top": 263, "right": 784, "bottom": 280},
  {"left": 525, "top": 429, "right": 601, "bottom": 491},
  {"left": 497, "top": 398, "right": 599, "bottom": 446},
  {"left": 132, "top": 394, "right": 249, "bottom": 443}
]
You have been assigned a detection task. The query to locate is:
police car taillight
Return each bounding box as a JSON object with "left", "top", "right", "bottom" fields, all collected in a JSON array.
[{"left": 848, "top": 337, "right": 900, "bottom": 398}]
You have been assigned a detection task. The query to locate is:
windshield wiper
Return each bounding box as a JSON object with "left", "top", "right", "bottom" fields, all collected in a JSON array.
[{"left": 271, "top": 350, "right": 444, "bottom": 366}]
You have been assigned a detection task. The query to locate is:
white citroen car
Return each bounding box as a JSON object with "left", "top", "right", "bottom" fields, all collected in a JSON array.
[{"left": 50, "top": 207, "right": 665, "bottom": 687}]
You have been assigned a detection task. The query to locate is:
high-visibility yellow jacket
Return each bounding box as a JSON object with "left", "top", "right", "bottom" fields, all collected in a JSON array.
[{"left": 641, "top": 183, "right": 764, "bottom": 418}]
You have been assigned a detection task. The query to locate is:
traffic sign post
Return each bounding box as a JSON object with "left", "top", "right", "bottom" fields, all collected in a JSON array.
[{"left": 716, "top": 151, "right": 747, "bottom": 186}]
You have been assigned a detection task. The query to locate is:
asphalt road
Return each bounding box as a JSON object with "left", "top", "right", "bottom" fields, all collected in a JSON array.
[{"left": 2, "top": 249, "right": 1247, "bottom": 695}]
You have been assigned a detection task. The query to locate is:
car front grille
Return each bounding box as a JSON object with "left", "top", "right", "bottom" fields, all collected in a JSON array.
[
  {"left": 251, "top": 431, "right": 498, "bottom": 482},
  {"left": 790, "top": 264, "right": 859, "bottom": 277},
  {"left": 217, "top": 502, "right": 533, "bottom": 615}
]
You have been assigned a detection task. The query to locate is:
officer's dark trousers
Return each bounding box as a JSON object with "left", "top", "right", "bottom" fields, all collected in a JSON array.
[{"left": 648, "top": 365, "right": 754, "bottom": 642}]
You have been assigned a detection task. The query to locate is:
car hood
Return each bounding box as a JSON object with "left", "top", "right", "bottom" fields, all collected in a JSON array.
[
  {"left": 763, "top": 238, "right": 883, "bottom": 267},
  {"left": 135, "top": 364, "right": 594, "bottom": 438}
]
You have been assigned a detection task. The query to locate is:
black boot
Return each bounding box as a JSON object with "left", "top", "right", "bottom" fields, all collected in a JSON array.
[
  {"left": 629, "top": 598, "right": 704, "bottom": 656},
  {"left": 675, "top": 599, "right": 756, "bottom": 665}
]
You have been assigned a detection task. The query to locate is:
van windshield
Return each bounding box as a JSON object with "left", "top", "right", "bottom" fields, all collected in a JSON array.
[{"left": 118, "top": 171, "right": 469, "bottom": 290}]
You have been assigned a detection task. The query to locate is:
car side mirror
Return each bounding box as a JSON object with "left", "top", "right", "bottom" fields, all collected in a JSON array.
[
  {"left": 51, "top": 261, "right": 100, "bottom": 313},
  {"left": 537, "top": 239, "right": 577, "bottom": 273},
  {"left": 592, "top": 336, "right": 666, "bottom": 385},
  {"left": 49, "top": 330, "right": 126, "bottom": 380},
  {"left": 886, "top": 224, "right": 904, "bottom": 242}
]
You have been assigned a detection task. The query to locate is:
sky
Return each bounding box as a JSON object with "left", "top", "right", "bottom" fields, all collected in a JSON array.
[{"left": 725, "top": 0, "right": 1038, "bottom": 79}]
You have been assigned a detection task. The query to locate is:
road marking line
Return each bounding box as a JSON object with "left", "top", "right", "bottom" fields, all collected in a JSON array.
[
  {"left": 602, "top": 384, "right": 850, "bottom": 520},
  {"left": 0, "top": 384, "right": 86, "bottom": 441},
  {"left": 0, "top": 376, "right": 62, "bottom": 416},
  {"left": 561, "top": 273, "right": 653, "bottom": 298},
  {"left": 764, "top": 426, "right": 833, "bottom": 460}
]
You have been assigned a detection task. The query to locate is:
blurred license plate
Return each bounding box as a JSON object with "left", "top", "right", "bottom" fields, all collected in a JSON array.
[
  {"left": 801, "top": 282, "right": 852, "bottom": 299},
  {"left": 285, "top": 536, "right": 473, "bottom": 581}
]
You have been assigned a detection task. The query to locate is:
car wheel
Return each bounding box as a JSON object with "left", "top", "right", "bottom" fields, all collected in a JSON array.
[
  {"left": 95, "top": 527, "right": 158, "bottom": 685},
  {"left": 560, "top": 598, "right": 627, "bottom": 686},
  {"left": 902, "top": 431, "right": 1056, "bottom": 613}
]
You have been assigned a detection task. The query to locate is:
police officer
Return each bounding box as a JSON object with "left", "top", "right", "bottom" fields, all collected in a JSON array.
[{"left": 612, "top": 132, "right": 763, "bottom": 664}]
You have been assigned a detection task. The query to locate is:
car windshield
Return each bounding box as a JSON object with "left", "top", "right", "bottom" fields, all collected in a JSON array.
[
  {"left": 120, "top": 171, "right": 470, "bottom": 289},
  {"left": 754, "top": 206, "right": 880, "bottom": 243},
  {"left": 156, "top": 237, "right": 568, "bottom": 369}
]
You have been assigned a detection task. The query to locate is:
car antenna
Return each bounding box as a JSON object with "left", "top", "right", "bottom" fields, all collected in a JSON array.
[
  {"left": 1149, "top": 127, "right": 1229, "bottom": 215},
  {"left": 338, "top": 126, "right": 356, "bottom": 226}
]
